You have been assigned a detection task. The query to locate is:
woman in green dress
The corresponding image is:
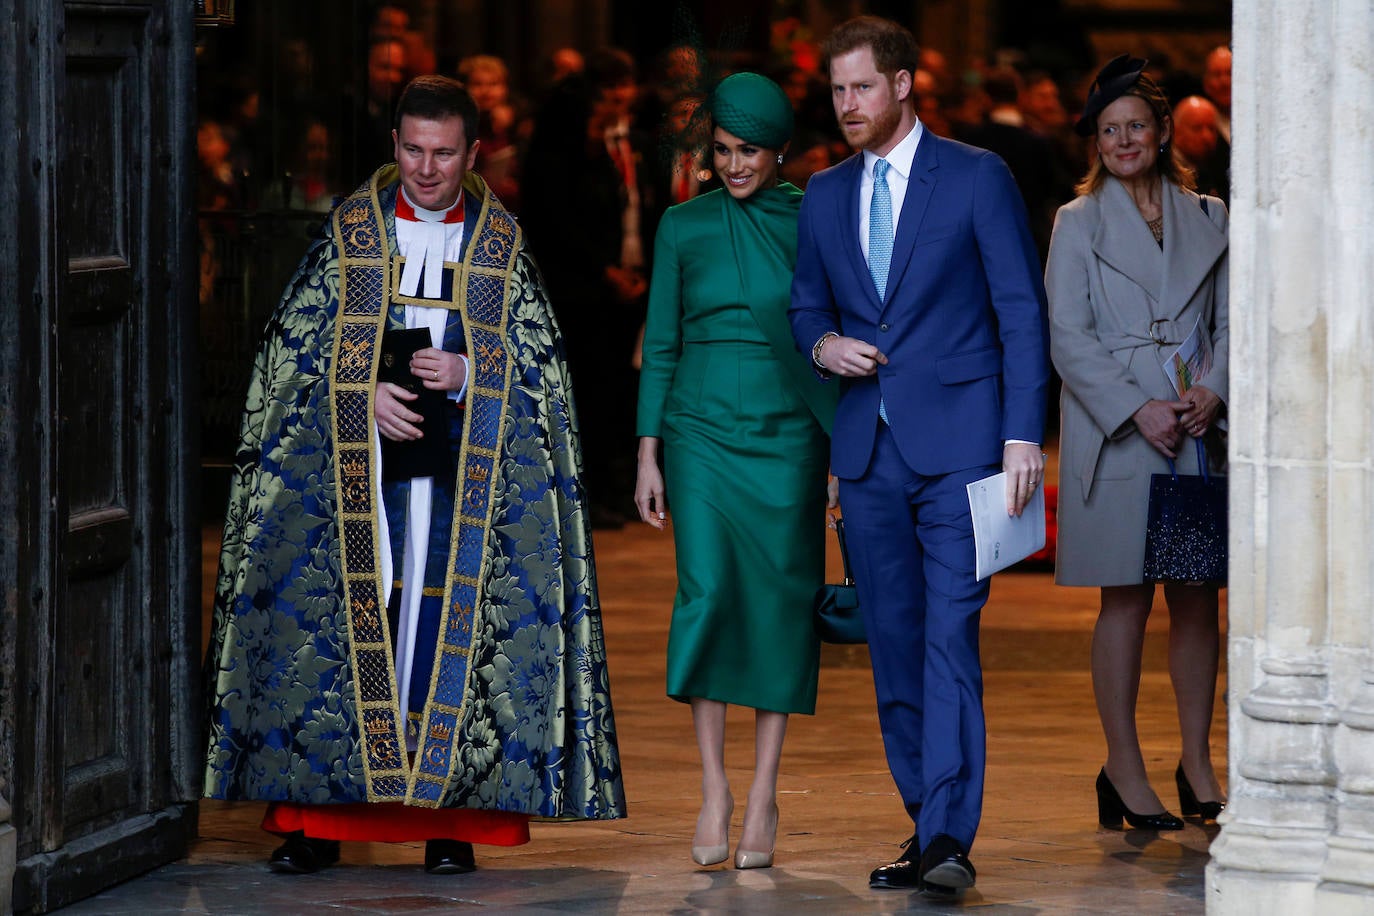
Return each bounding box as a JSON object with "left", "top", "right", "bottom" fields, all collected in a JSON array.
[{"left": 634, "top": 72, "right": 836, "bottom": 871}]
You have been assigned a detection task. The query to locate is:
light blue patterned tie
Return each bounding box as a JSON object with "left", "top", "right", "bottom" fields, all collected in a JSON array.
[
  {"left": 869, "top": 158, "right": 893, "bottom": 299},
  {"left": 870, "top": 158, "right": 892, "bottom": 422}
]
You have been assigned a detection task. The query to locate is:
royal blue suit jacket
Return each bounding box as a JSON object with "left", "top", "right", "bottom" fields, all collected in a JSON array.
[{"left": 789, "top": 134, "right": 1050, "bottom": 479}]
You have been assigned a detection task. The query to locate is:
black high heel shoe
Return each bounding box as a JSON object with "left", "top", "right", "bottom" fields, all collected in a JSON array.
[
  {"left": 1096, "top": 768, "right": 1184, "bottom": 830},
  {"left": 1176, "top": 763, "right": 1226, "bottom": 822}
]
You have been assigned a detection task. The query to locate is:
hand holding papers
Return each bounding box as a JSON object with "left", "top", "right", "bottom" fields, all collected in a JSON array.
[
  {"left": 967, "top": 472, "right": 1047, "bottom": 580},
  {"left": 1160, "top": 313, "right": 1224, "bottom": 438}
]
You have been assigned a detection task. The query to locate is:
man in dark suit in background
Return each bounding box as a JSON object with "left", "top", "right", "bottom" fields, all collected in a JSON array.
[
  {"left": 957, "top": 67, "right": 1058, "bottom": 261},
  {"left": 521, "top": 48, "right": 664, "bottom": 527},
  {"left": 789, "top": 15, "right": 1049, "bottom": 897},
  {"left": 1173, "top": 95, "right": 1230, "bottom": 204}
]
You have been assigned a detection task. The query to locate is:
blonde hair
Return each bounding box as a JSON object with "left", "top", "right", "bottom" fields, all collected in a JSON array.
[
  {"left": 458, "top": 54, "right": 508, "bottom": 84},
  {"left": 1074, "top": 76, "right": 1196, "bottom": 197}
]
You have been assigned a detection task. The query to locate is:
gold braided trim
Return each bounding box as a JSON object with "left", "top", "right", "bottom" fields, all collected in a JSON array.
[
  {"left": 407, "top": 172, "right": 523, "bottom": 807},
  {"left": 330, "top": 165, "right": 410, "bottom": 801}
]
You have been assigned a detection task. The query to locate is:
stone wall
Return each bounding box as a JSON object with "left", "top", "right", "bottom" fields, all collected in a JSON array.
[{"left": 1206, "top": 0, "right": 1374, "bottom": 912}]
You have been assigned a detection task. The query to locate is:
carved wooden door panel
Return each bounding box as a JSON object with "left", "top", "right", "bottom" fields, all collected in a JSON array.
[{"left": 6, "top": 2, "right": 198, "bottom": 912}]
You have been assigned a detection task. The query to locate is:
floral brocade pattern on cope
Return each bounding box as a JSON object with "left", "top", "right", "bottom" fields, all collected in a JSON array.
[
  {"left": 203, "top": 176, "right": 625, "bottom": 819},
  {"left": 441, "top": 251, "right": 621, "bottom": 816}
]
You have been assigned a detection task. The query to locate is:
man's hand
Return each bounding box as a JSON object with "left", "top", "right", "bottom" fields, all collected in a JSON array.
[
  {"left": 818, "top": 335, "right": 888, "bottom": 377},
  {"left": 1178, "top": 385, "right": 1221, "bottom": 438},
  {"left": 375, "top": 382, "right": 424, "bottom": 441},
  {"left": 1003, "top": 442, "right": 1045, "bottom": 517},
  {"left": 409, "top": 347, "right": 467, "bottom": 393},
  {"left": 1133, "top": 398, "right": 1188, "bottom": 458}
]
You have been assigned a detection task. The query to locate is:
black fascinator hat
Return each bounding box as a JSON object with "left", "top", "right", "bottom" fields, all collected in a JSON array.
[{"left": 1074, "top": 54, "right": 1148, "bottom": 136}]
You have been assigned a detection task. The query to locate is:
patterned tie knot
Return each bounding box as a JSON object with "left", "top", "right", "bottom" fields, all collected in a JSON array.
[{"left": 874, "top": 158, "right": 889, "bottom": 181}]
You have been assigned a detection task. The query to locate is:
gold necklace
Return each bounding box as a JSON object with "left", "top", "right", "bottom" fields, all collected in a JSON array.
[{"left": 1146, "top": 214, "right": 1164, "bottom": 243}]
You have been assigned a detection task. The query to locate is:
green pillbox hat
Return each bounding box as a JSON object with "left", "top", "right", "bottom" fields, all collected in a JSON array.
[{"left": 709, "top": 72, "right": 794, "bottom": 149}]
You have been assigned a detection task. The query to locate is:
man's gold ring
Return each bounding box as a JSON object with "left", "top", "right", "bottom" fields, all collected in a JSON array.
[{"left": 433, "top": 369, "right": 439, "bottom": 381}]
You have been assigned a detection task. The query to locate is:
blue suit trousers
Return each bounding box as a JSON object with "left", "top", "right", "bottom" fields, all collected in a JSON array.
[{"left": 841, "top": 422, "right": 995, "bottom": 852}]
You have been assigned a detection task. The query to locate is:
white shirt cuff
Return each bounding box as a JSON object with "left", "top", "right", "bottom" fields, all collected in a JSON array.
[{"left": 446, "top": 354, "right": 471, "bottom": 403}]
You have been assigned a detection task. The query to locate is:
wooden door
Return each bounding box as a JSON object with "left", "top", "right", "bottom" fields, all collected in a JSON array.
[{"left": 2, "top": 1, "right": 199, "bottom": 911}]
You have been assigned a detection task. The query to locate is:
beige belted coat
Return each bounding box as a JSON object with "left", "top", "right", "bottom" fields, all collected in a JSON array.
[{"left": 1045, "top": 175, "right": 1228, "bottom": 586}]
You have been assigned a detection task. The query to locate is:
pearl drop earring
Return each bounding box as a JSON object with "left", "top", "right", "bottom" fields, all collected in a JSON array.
[{"left": 776, "top": 154, "right": 784, "bottom": 164}]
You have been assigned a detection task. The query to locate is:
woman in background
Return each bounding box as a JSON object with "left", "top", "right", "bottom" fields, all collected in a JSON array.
[{"left": 1046, "top": 55, "right": 1229, "bottom": 831}]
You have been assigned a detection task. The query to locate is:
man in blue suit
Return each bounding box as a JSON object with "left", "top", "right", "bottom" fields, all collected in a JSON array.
[{"left": 789, "top": 16, "right": 1049, "bottom": 895}]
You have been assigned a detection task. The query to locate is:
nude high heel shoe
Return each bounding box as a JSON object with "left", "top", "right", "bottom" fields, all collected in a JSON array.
[
  {"left": 734, "top": 802, "right": 777, "bottom": 869},
  {"left": 733, "top": 847, "right": 774, "bottom": 869},
  {"left": 692, "top": 796, "right": 734, "bottom": 867}
]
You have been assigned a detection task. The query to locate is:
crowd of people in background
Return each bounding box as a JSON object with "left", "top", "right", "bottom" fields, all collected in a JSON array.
[
  {"left": 195, "top": 3, "right": 1234, "bottom": 527},
  {"left": 197, "top": 7, "right": 1233, "bottom": 226}
]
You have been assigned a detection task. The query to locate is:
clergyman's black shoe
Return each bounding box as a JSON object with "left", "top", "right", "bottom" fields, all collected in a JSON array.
[
  {"left": 919, "top": 833, "right": 976, "bottom": 890},
  {"left": 425, "top": 839, "right": 476, "bottom": 875},
  {"left": 268, "top": 832, "right": 341, "bottom": 874}
]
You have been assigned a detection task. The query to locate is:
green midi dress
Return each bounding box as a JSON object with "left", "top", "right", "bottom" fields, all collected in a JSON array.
[{"left": 637, "top": 184, "right": 836, "bottom": 714}]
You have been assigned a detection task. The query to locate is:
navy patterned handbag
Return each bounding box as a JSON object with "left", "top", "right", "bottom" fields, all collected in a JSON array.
[{"left": 1143, "top": 437, "right": 1227, "bottom": 584}]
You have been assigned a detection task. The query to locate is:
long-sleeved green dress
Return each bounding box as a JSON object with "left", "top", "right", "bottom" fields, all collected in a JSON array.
[{"left": 637, "top": 183, "right": 836, "bottom": 714}]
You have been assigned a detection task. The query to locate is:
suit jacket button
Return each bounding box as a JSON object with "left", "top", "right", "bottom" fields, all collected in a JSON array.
[{"left": 879, "top": 323, "right": 889, "bottom": 331}]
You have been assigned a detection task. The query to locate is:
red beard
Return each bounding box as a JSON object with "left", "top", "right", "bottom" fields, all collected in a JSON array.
[{"left": 839, "top": 102, "right": 903, "bottom": 152}]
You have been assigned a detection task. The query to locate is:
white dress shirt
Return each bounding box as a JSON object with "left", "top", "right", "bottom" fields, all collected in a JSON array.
[{"left": 859, "top": 119, "right": 924, "bottom": 262}]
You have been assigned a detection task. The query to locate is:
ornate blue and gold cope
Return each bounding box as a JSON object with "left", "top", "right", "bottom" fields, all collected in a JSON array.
[{"left": 204, "top": 166, "right": 626, "bottom": 819}]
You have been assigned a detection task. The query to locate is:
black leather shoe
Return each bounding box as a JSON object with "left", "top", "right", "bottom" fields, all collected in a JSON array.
[
  {"left": 1175, "top": 762, "right": 1226, "bottom": 822},
  {"left": 1097, "top": 768, "right": 1185, "bottom": 830},
  {"left": 868, "top": 835, "right": 960, "bottom": 894},
  {"left": 869, "top": 835, "right": 922, "bottom": 889},
  {"left": 919, "top": 876, "right": 960, "bottom": 898},
  {"left": 268, "top": 832, "right": 341, "bottom": 874},
  {"left": 919, "top": 833, "right": 976, "bottom": 890},
  {"left": 425, "top": 839, "right": 476, "bottom": 875}
]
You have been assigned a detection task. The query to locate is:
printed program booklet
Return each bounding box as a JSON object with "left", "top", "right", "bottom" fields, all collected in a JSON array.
[
  {"left": 1161, "top": 313, "right": 1213, "bottom": 396},
  {"left": 966, "top": 471, "right": 1047, "bottom": 580}
]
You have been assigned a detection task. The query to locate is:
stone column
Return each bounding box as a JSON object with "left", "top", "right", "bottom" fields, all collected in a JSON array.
[{"left": 1207, "top": 0, "right": 1374, "bottom": 912}]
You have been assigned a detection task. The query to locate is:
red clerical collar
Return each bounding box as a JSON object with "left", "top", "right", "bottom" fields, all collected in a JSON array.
[{"left": 395, "top": 190, "right": 464, "bottom": 223}]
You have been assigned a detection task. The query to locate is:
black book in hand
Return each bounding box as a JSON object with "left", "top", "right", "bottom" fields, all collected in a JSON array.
[{"left": 378, "top": 327, "right": 454, "bottom": 482}]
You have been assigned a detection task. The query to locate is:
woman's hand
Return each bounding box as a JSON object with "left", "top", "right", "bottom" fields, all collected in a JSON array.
[
  {"left": 1178, "top": 385, "right": 1222, "bottom": 437},
  {"left": 1133, "top": 398, "right": 1188, "bottom": 458},
  {"left": 409, "top": 347, "right": 467, "bottom": 393},
  {"left": 635, "top": 437, "right": 668, "bottom": 529}
]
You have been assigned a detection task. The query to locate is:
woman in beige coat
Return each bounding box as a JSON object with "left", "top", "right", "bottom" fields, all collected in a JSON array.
[{"left": 1045, "top": 55, "right": 1228, "bottom": 831}]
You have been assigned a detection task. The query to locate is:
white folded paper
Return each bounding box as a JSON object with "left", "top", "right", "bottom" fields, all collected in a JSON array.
[{"left": 966, "top": 471, "right": 1047, "bottom": 580}]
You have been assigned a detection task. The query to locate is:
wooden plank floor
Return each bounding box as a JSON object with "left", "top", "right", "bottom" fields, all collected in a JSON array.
[{"left": 68, "top": 518, "right": 1224, "bottom": 914}]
